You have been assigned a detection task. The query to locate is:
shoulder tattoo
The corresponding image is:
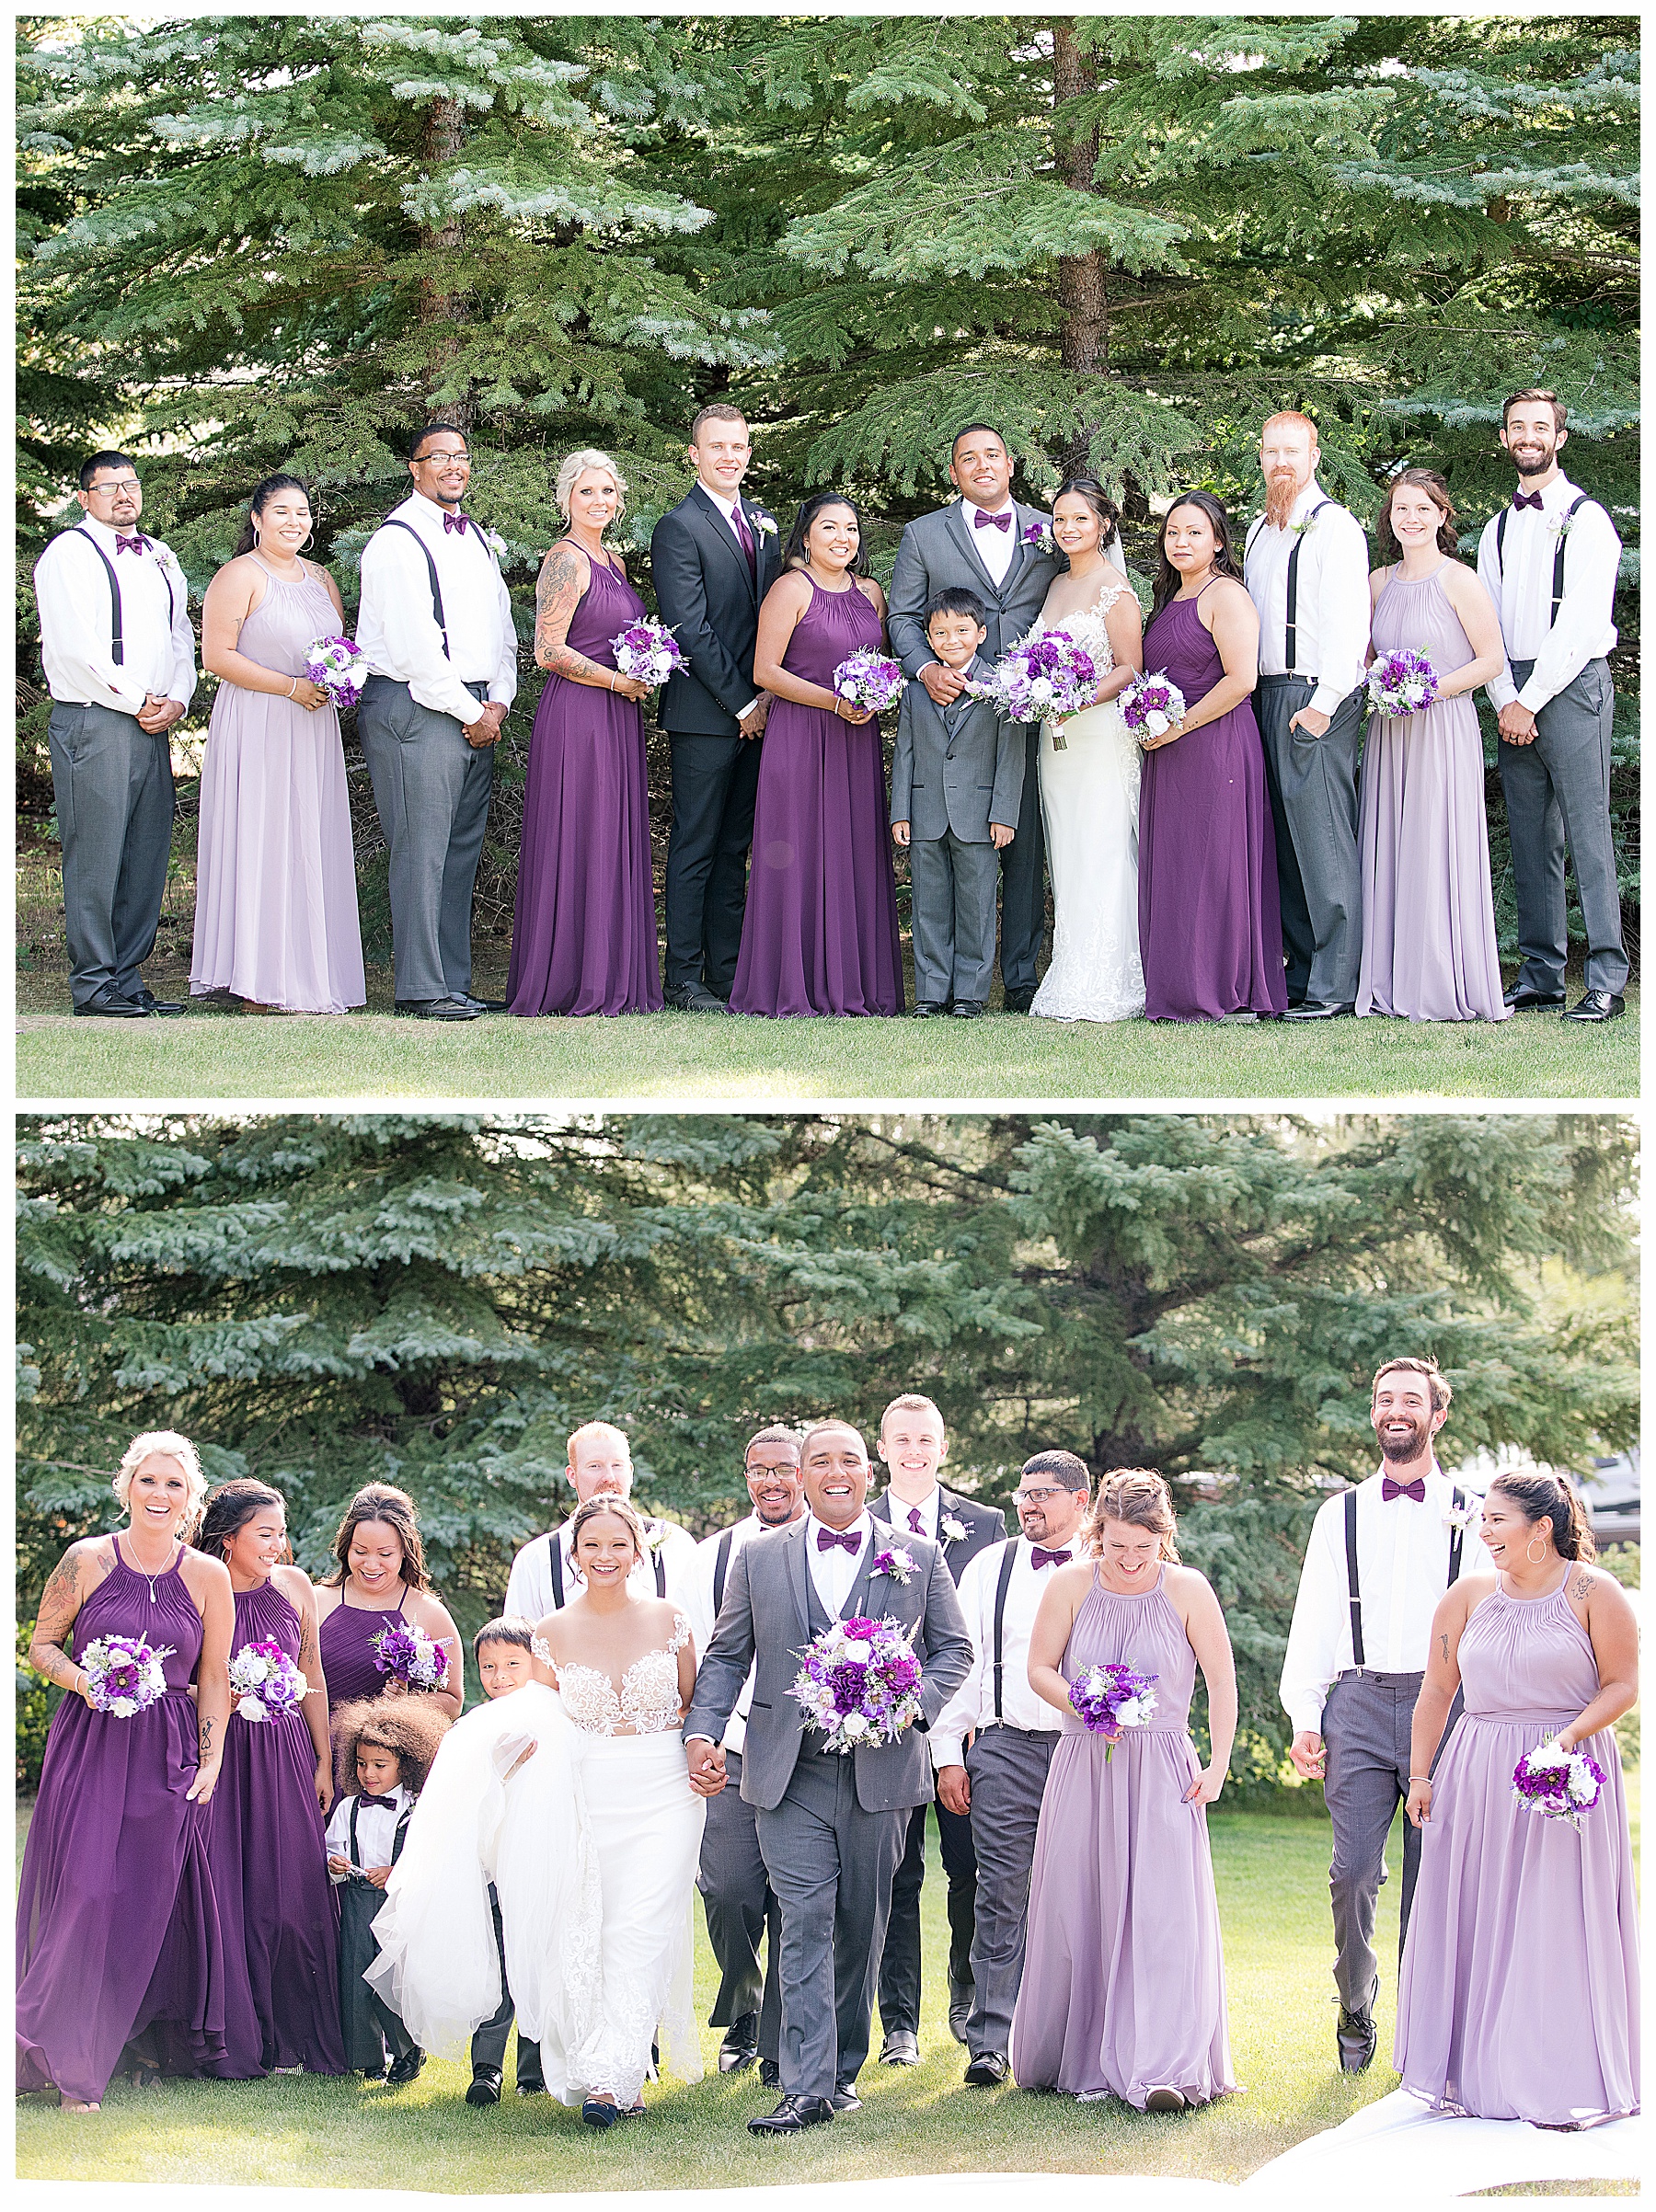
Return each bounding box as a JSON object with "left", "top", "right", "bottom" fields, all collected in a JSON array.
[{"left": 1571, "top": 1572, "right": 1592, "bottom": 1601}]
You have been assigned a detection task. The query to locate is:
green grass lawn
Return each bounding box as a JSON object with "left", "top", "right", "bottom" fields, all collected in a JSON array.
[{"left": 15, "top": 1786, "right": 1639, "bottom": 2192}]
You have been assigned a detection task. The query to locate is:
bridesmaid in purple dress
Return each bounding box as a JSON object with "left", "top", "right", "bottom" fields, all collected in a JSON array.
[
  {"left": 196, "top": 1480, "right": 345, "bottom": 2075},
  {"left": 508, "top": 451, "right": 663, "bottom": 1016},
  {"left": 1012, "top": 1472, "right": 1238, "bottom": 2109},
  {"left": 730, "top": 493, "right": 903, "bottom": 1016},
  {"left": 1137, "top": 494, "right": 1287, "bottom": 1020},
  {"left": 17, "top": 1431, "right": 245, "bottom": 2109},
  {"left": 1397, "top": 1470, "right": 1639, "bottom": 2125},
  {"left": 1357, "top": 469, "right": 1512, "bottom": 1022},
  {"left": 192, "top": 474, "right": 366, "bottom": 1014},
  {"left": 315, "top": 1483, "right": 465, "bottom": 1732}
]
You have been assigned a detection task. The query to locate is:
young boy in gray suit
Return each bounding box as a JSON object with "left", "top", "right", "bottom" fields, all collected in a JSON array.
[{"left": 891, "top": 589, "right": 1023, "bottom": 1018}]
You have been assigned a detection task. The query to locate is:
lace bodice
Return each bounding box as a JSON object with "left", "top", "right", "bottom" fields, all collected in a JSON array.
[
  {"left": 1027, "top": 577, "right": 1132, "bottom": 672},
  {"left": 539, "top": 1612, "right": 692, "bottom": 1736}
]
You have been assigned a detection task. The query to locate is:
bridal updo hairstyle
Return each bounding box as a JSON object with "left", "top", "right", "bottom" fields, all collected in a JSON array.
[
  {"left": 331, "top": 1694, "right": 452, "bottom": 1800},
  {"left": 1085, "top": 1467, "right": 1181, "bottom": 1562},
  {"left": 783, "top": 491, "right": 872, "bottom": 578},
  {"left": 555, "top": 448, "right": 627, "bottom": 522},
  {"left": 1377, "top": 468, "right": 1461, "bottom": 563},
  {"left": 1150, "top": 490, "right": 1243, "bottom": 617},
  {"left": 568, "top": 1491, "right": 650, "bottom": 1564},
  {"left": 322, "top": 1482, "right": 432, "bottom": 1591},
  {"left": 1486, "top": 1469, "right": 1596, "bottom": 1564},
  {"left": 195, "top": 1477, "right": 288, "bottom": 1563},
  {"left": 234, "top": 474, "right": 312, "bottom": 558},
  {"left": 113, "top": 1429, "right": 208, "bottom": 1538},
  {"left": 1054, "top": 476, "right": 1122, "bottom": 544}
]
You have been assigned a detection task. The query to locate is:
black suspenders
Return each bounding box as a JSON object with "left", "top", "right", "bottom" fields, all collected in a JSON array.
[
  {"left": 72, "top": 523, "right": 177, "bottom": 669},
  {"left": 1344, "top": 1482, "right": 1469, "bottom": 1670},
  {"left": 382, "top": 518, "right": 450, "bottom": 659},
  {"left": 550, "top": 1527, "right": 667, "bottom": 1607},
  {"left": 713, "top": 1525, "right": 735, "bottom": 1615},
  {"left": 1283, "top": 499, "right": 1332, "bottom": 672},
  {"left": 990, "top": 1539, "right": 1018, "bottom": 1721},
  {"left": 1494, "top": 493, "right": 1591, "bottom": 625},
  {"left": 347, "top": 1793, "right": 412, "bottom": 1872}
]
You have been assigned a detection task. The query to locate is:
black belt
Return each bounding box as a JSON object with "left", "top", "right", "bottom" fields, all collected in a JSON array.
[{"left": 1259, "top": 671, "right": 1316, "bottom": 689}]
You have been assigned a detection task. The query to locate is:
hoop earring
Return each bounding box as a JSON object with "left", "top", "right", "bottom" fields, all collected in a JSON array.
[
  {"left": 299, "top": 530, "right": 315, "bottom": 554},
  {"left": 251, "top": 522, "right": 260, "bottom": 545},
  {"left": 1525, "top": 1534, "right": 1548, "bottom": 1564}
]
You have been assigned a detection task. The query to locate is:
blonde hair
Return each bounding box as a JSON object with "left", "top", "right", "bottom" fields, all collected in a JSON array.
[
  {"left": 555, "top": 449, "right": 627, "bottom": 521},
  {"left": 880, "top": 1393, "right": 944, "bottom": 1438},
  {"left": 113, "top": 1430, "right": 207, "bottom": 1539},
  {"left": 1085, "top": 1468, "right": 1180, "bottom": 1562}
]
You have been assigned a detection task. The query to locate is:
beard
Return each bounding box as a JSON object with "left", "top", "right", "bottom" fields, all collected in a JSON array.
[
  {"left": 1511, "top": 439, "right": 1555, "bottom": 481},
  {"left": 1377, "top": 1419, "right": 1429, "bottom": 1464},
  {"left": 1264, "top": 466, "right": 1304, "bottom": 531}
]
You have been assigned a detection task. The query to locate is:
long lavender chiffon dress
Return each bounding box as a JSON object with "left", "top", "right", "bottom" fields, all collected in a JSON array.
[
  {"left": 1010, "top": 1567, "right": 1236, "bottom": 2106},
  {"left": 1136, "top": 587, "right": 1287, "bottom": 1021},
  {"left": 729, "top": 579, "right": 903, "bottom": 1016},
  {"left": 507, "top": 555, "right": 663, "bottom": 1016},
  {"left": 208, "top": 1581, "right": 346, "bottom": 2073},
  {"left": 1395, "top": 1570, "right": 1639, "bottom": 2123},
  {"left": 17, "top": 1540, "right": 258, "bottom": 2103},
  {"left": 319, "top": 1591, "right": 408, "bottom": 1718},
  {"left": 190, "top": 560, "right": 366, "bottom": 1013},
  {"left": 1356, "top": 565, "right": 1510, "bottom": 1022}
]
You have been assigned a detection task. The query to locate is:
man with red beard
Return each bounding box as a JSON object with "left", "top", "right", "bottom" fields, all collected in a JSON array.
[{"left": 1243, "top": 411, "right": 1371, "bottom": 1018}]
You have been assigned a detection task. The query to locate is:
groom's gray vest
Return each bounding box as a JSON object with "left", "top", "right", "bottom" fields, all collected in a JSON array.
[{"left": 887, "top": 502, "right": 1061, "bottom": 682}]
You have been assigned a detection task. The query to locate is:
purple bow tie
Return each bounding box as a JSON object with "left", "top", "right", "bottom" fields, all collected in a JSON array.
[
  {"left": 973, "top": 507, "right": 1011, "bottom": 533},
  {"left": 443, "top": 510, "right": 469, "bottom": 535},
  {"left": 1512, "top": 491, "right": 1545, "bottom": 512},
  {"left": 115, "top": 533, "right": 150, "bottom": 556},
  {"left": 1031, "top": 1546, "right": 1072, "bottom": 1570},
  {"left": 357, "top": 1792, "right": 399, "bottom": 1810},
  {"left": 1382, "top": 1476, "right": 1426, "bottom": 1504},
  {"left": 816, "top": 1527, "right": 861, "bottom": 1554}
]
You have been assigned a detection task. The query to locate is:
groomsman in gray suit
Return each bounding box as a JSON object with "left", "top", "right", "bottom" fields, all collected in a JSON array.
[
  {"left": 888, "top": 426, "right": 1060, "bottom": 1010},
  {"left": 685, "top": 1420, "right": 973, "bottom": 2135}
]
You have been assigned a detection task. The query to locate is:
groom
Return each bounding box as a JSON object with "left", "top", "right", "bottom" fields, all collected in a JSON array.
[
  {"left": 685, "top": 1419, "right": 972, "bottom": 2134},
  {"left": 887, "top": 425, "right": 1060, "bottom": 1010}
]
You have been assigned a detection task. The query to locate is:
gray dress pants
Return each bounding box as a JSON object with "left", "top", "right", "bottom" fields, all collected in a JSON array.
[
  {"left": 1498, "top": 656, "right": 1627, "bottom": 996},
  {"left": 356, "top": 674, "right": 495, "bottom": 1003},
  {"left": 696, "top": 1748, "right": 781, "bottom": 2061},
  {"left": 468, "top": 1882, "right": 543, "bottom": 2088},
  {"left": 48, "top": 701, "right": 176, "bottom": 1008},
  {"left": 1255, "top": 676, "right": 1364, "bottom": 1006},
  {"left": 909, "top": 833, "right": 1001, "bottom": 1003},
  {"left": 961, "top": 1723, "right": 1056, "bottom": 2058},
  {"left": 1322, "top": 1668, "right": 1425, "bottom": 2015},
  {"left": 997, "top": 731, "right": 1046, "bottom": 996}
]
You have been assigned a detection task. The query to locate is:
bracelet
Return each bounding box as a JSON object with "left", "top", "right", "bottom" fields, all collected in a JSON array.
[
  {"left": 288, "top": 677, "right": 298, "bottom": 699},
  {"left": 1408, "top": 1776, "right": 1432, "bottom": 1784}
]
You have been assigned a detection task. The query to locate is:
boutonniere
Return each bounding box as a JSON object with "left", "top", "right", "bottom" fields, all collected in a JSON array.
[
  {"left": 941, "top": 1514, "right": 969, "bottom": 1543},
  {"left": 872, "top": 1545, "right": 918, "bottom": 1585},
  {"left": 482, "top": 526, "right": 508, "bottom": 558},
  {"left": 1288, "top": 511, "right": 1322, "bottom": 538},
  {"left": 1443, "top": 1499, "right": 1476, "bottom": 1533},
  {"left": 641, "top": 1519, "right": 668, "bottom": 1553},
  {"left": 750, "top": 509, "right": 778, "bottom": 540},
  {"left": 1549, "top": 513, "right": 1576, "bottom": 542},
  {"left": 1022, "top": 522, "right": 1056, "bottom": 558}
]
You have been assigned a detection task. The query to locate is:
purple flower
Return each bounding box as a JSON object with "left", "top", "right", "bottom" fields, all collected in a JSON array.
[
  {"left": 968, "top": 630, "right": 1097, "bottom": 724},
  {"left": 1368, "top": 648, "right": 1439, "bottom": 718},
  {"left": 305, "top": 634, "right": 365, "bottom": 708},
  {"left": 842, "top": 1615, "right": 880, "bottom": 1642},
  {"left": 832, "top": 650, "right": 906, "bottom": 715},
  {"left": 611, "top": 617, "right": 686, "bottom": 687},
  {"left": 1121, "top": 670, "right": 1187, "bottom": 742},
  {"left": 789, "top": 1614, "right": 926, "bottom": 1752},
  {"left": 79, "top": 1633, "right": 174, "bottom": 1717},
  {"left": 371, "top": 1620, "right": 448, "bottom": 1691},
  {"left": 1069, "top": 1661, "right": 1158, "bottom": 1759}
]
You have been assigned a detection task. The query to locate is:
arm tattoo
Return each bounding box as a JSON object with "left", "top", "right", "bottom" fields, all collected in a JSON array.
[
  {"left": 199, "top": 1714, "right": 216, "bottom": 1760},
  {"left": 1439, "top": 1632, "right": 1449, "bottom": 1664},
  {"left": 535, "top": 545, "right": 606, "bottom": 681},
  {"left": 1571, "top": 1573, "right": 1592, "bottom": 1601}
]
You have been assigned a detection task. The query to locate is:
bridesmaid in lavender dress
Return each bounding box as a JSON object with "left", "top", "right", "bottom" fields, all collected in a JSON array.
[
  {"left": 197, "top": 1480, "right": 345, "bottom": 2075},
  {"left": 730, "top": 493, "right": 903, "bottom": 1016},
  {"left": 508, "top": 451, "right": 663, "bottom": 1016},
  {"left": 1136, "top": 494, "right": 1287, "bottom": 1021},
  {"left": 17, "top": 1432, "right": 247, "bottom": 2109},
  {"left": 314, "top": 1484, "right": 465, "bottom": 1734},
  {"left": 1012, "top": 1471, "right": 1238, "bottom": 2110},
  {"left": 192, "top": 474, "right": 366, "bottom": 1014},
  {"left": 1397, "top": 1470, "right": 1639, "bottom": 2125},
  {"left": 1357, "top": 469, "right": 1512, "bottom": 1022}
]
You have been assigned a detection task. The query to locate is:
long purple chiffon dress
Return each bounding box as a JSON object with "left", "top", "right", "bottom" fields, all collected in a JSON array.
[
  {"left": 729, "top": 578, "right": 903, "bottom": 1016},
  {"left": 17, "top": 1540, "right": 258, "bottom": 2103},
  {"left": 1136, "top": 586, "right": 1287, "bottom": 1020},
  {"left": 207, "top": 1581, "right": 346, "bottom": 2073},
  {"left": 507, "top": 554, "right": 663, "bottom": 1016},
  {"left": 318, "top": 1590, "right": 405, "bottom": 1717},
  {"left": 1011, "top": 1566, "right": 1236, "bottom": 2107},
  {"left": 1395, "top": 1570, "right": 1639, "bottom": 2123},
  {"left": 190, "top": 560, "right": 366, "bottom": 1014},
  {"left": 1356, "top": 565, "right": 1510, "bottom": 1022}
]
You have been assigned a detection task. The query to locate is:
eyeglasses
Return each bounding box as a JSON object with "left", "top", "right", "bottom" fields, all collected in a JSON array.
[
  {"left": 414, "top": 449, "right": 471, "bottom": 466},
  {"left": 1013, "top": 1486, "right": 1073, "bottom": 1507},
  {"left": 85, "top": 479, "right": 141, "bottom": 497}
]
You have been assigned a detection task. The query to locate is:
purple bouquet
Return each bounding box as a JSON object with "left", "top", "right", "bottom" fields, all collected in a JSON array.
[
  {"left": 305, "top": 634, "right": 366, "bottom": 708},
  {"left": 1368, "top": 647, "right": 1439, "bottom": 718},
  {"left": 832, "top": 649, "right": 906, "bottom": 716},
  {"left": 1068, "top": 1661, "right": 1158, "bottom": 1760},
  {"left": 1121, "top": 669, "right": 1187, "bottom": 746},
  {"left": 370, "top": 1619, "right": 449, "bottom": 1693},
  {"left": 228, "top": 1638, "right": 309, "bottom": 1723},
  {"left": 789, "top": 1613, "right": 924, "bottom": 1753},
  {"left": 612, "top": 617, "right": 687, "bottom": 687},
  {"left": 79, "top": 1633, "right": 174, "bottom": 1718},
  {"left": 1512, "top": 1738, "right": 1606, "bottom": 1832},
  {"left": 969, "top": 631, "right": 1098, "bottom": 728}
]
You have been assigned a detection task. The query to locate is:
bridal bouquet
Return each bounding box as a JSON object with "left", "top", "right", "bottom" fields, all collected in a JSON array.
[
  {"left": 228, "top": 1639, "right": 309, "bottom": 1723},
  {"left": 1368, "top": 647, "right": 1439, "bottom": 718},
  {"left": 79, "top": 1633, "right": 174, "bottom": 1718},
  {"left": 1512, "top": 1738, "right": 1606, "bottom": 1832},
  {"left": 611, "top": 617, "right": 687, "bottom": 686},
  {"left": 969, "top": 631, "right": 1098, "bottom": 748},
  {"left": 832, "top": 650, "right": 906, "bottom": 716},
  {"left": 305, "top": 635, "right": 366, "bottom": 708},
  {"left": 371, "top": 1620, "right": 449, "bottom": 1692},
  {"left": 1121, "top": 670, "right": 1187, "bottom": 746},
  {"left": 790, "top": 1613, "right": 923, "bottom": 1752},
  {"left": 1068, "top": 1660, "right": 1158, "bottom": 1759}
]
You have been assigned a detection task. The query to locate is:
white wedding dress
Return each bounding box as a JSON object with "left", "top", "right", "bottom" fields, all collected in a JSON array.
[
  {"left": 1028, "top": 576, "right": 1146, "bottom": 1023},
  {"left": 365, "top": 1619, "right": 706, "bottom": 2107}
]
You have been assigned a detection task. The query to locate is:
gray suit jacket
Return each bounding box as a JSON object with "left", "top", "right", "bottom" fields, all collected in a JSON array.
[
  {"left": 890, "top": 663, "right": 1023, "bottom": 842},
  {"left": 685, "top": 1517, "right": 973, "bottom": 1814},
  {"left": 887, "top": 502, "right": 1061, "bottom": 681}
]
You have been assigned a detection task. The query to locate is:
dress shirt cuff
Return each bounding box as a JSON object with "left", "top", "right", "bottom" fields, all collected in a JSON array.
[
  {"left": 684, "top": 1732, "right": 717, "bottom": 1747},
  {"left": 410, "top": 669, "right": 489, "bottom": 727},
  {"left": 1516, "top": 672, "right": 1558, "bottom": 714},
  {"left": 929, "top": 1730, "right": 966, "bottom": 1771},
  {"left": 1307, "top": 682, "right": 1345, "bottom": 718},
  {"left": 487, "top": 682, "right": 515, "bottom": 710},
  {"left": 737, "top": 697, "right": 761, "bottom": 720},
  {"left": 1287, "top": 1700, "right": 1328, "bottom": 1736},
  {"left": 1486, "top": 670, "right": 1519, "bottom": 713}
]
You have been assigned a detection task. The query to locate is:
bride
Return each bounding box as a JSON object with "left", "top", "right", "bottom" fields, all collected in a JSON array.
[
  {"left": 1027, "top": 480, "right": 1147, "bottom": 1022},
  {"left": 365, "top": 1495, "right": 708, "bottom": 2128}
]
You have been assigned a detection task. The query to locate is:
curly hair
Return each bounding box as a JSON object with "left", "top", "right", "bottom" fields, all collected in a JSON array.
[
  {"left": 1084, "top": 1468, "right": 1181, "bottom": 1563},
  {"left": 332, "top": 1694, "right": 452, "bottom": 1799},
  {"left": 321, "top": 1483, "right": 431, "bottom": 1591},
  {"left": 113, "top": 1431, "right": 208, "bottom": 1539},
  {"left": 195, "top": 1478, "right": 288, "bottom": 1563}
]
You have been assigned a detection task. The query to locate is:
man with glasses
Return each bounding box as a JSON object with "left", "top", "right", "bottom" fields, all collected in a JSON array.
[
  {"left": 929, "top": 1449, "right": 1092, "bottom": 2086},
  {"left": 356, "top": 422, "right": 518, "bottom": 1020},
  {"left": 34, "top": 451, "right": 197, "bottom": 1016}
]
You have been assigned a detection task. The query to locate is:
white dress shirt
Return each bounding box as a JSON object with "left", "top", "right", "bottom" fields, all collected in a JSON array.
[
  {"left": 930, "top": 1536, "right": 1075, "bottom": 1769},
  {"left": 1278, "top": 1464, "right": 1491, "bottom": 1735},
  {"left": 356, "top": 491, "right": 518, "bottom": 728},
  {"left": 685, "top": 1512, "right": 788, "bottom": 1753},
  {"left": 503, "top": 1513, "right": 697, "bottom": 1622},
  {"left": 1244, "top": 480, "right": 1371, "bottom": 715},
  {"left": 34, "top": 514, "right": 198, "bottom": 716},
  {"left": 325, "top": 1780, "right": 411, "bottom": 1877},
  {"left": 961, "top": 496, "right": 1018, "bottom": 588},
  {"left": 696, "top": 483, "right": 762, "bottom": 719},
  {"left": 1475, "top": 474, "right": 1621, "bottom": 713},
  {"left": 806, "top": 1510, "right": 872, "bottom": 1618},
  {"left": 882, "top": 1485, "right": 939, "bottom": 1542}
]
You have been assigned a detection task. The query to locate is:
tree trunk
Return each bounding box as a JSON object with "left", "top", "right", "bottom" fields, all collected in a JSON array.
[
  {"left": 1053, "top": 21, "right": 1107, "bottom": 479},
  {"left": 419, "top": 96, "right": 472, "bottom": 430}
]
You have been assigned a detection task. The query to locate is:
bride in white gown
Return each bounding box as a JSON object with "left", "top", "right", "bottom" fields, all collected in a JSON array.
[
  {"left": 1026, "top": 481, "right": 1147, "bottom": 1022},
  {"left": 365, "top": 1496, "right": 707, "bottom": 2126}
]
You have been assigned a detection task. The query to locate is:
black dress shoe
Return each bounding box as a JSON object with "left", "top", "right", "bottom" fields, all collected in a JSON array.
[
  {"left": 951, "top": 999, "right": 985, "bottom": 1019},
  {"left": 1002, "top": 987, "right": 1036, "bottom": 1014},
  {"left": 1504, "top": 981, "right": 1567, "bottom": 1011},
  {"left": 912, "top": 1002, "right": 948, "bottom": 1018},
  {"left": 1562, "top": 989, "right": 1626, "bottom": 1023},
  {"left": 1337, "top": 2006, "right": 1377, "bottom": 2073},
  {"left": 515, "top": 2078, "right": 546, "bottom": 2097},
  {"left": 758, "top": 2057, "right": 781, "bottom": 2089},
  {"left": 581, "top": 2097, "right": 621, "bottom": 2129},
  {"left": 949, "top": 1997, "right": 972, "bottom": 2044},
  {"left": 74, "top": 989, "right": 149, "bottom": 1018},
  {"left": 831, "top": 2084, "right": 861, "bottom": 2113},
  {"left": 393, "top": 996, "right": 480, "bottom": 1020},
  {"left": 666, "top": 982, "right": 730, "bottom": 1013},
  {"left": 964, "top": 2052, "right": 1008, "bottom": 2086},
  {"left": 132, "top": 988, "right": 186, "bottom": 1015},
  {"left": 748, "top": 2093, "right": 834, "bottom": 2135},
  {"left": 460, "top": 995, "right": 508, "bottom": 1014},
  {"left": 465, "top": 2068, "right": 502, "bottom": 2105},
  {"left": 719, "top": 2011, "right": 760, "bottom": 2073},
  {"left": 879, "top": 2029, "right": 919, "bottom": 2066},
  {"left": 385, "top": 2048, "right": 424, "bottom": 2086},
  {"left": 1282, "top": 999, "right": 1356, "bottom": 1020}
]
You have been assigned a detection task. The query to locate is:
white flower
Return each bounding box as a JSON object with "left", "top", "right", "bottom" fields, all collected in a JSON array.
[
  {"left": 839, "top": 1712, "right": 870, "bottom": 1739},
  {"left": 485, "top": 527, "right": 507, "bottom": 557},
  {"left": 1115, "top": 1698, "right": 1144, "bottom": 1727},
  {"left": 239, "top": 1694, "right": 270, "bottom": 1724},
  {"left": 109, "top": 1697, "right": 137, "bottom": 1718},
  {"left": 841, "top": 1637, "right": 872, "bottom": 1666},
  {"left": 874, "top": 1546, "right": 918, "bottom": 1582},
  {"left": 753, "top": 511, "right": 778, "bottom": 538},
  {"left": 1143, "top": 709, "right": 1171, "bottom": 738},
  {"left": 1526, "top": 1738, "right": 1570, "bottom": 1770},
  {"left": 1567, "top": 1765, "right": 1595, "bottom": 1804},
  {"left": 942, "top": 1515, "right": 969, "bottom": 1542}
]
